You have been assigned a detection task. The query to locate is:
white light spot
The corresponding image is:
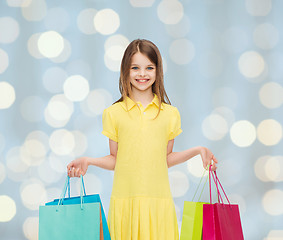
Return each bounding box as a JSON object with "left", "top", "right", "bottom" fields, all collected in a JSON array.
[
  {"left": 45, "top": 94, "right": 74, "bottom": 127},
  {"left": 169, "top": 170, "right": 189, "bottom": 197},
  {"left": 253, "top": 23, "right": 279, "bottom": 50},
  {"left": 77, "top": 8, "right": 97, "bottom": 35},
  {"left": 0, "top": 195, "right": 16, "bottom": 222},
  {"left": 81, "top": 89, "right": 113, "bottom": 116},
  {"left": 0, "top": 17, "right": 20, "bottom": 44},
  {"left": 21, "top": 0, "right": 46, "bottom": 21},
  {"left": 6, "top": 147, "right": 29, "bottom": 173},
  {"left": 71, "top": 131, "right": 88, "bottom": 157},
  {"left": 21, "top": 0, "right": 47, "bottom": 21},
  {"left": 230, "top": 120, "right": 256, "bottom": 147},
  {"left": 50, "top": 38, "right": 71, "bottom": 63},
  {"left": 246, "top": 0, "right": 272, "bottom": 16},
  {"left": 187, "top": 155, "right": 207, "bottom": 178},
  {"left": 202, "top": 114, "right": 228, "bottom": 140},
  {"left": 0, "top": 49, "right": 9, "bottom": 74},
  {"left": 254, "top": 155, "right": 270, "bottom": 182},
  {"left": 130, "top": 0, "right": 155, "bottom": 7},
  {"left": 169, "top": 39, "right": 195, "bottom": 65},
  {"left": 0, "top": 82, "right": 15, "bottom": 109},
  {"left": 38, "top": 31, "right": 64, "bottom": 58},
  {"left": 212, "top": 107, "right": 235, "bottom": 128},
  {"left": 24, "top": 139, "right": 46, "bottom": 159},
  {"left": 27, "top": 33, "right": 44, "bottom": 59},
  {"left": 44, "top": 7, "right": 70, "bottom": 32},
  {"left": 63, "top": 75, "right": 90, "bottom": 102},
  {"left": 165, "top": 14, "right": 190, "bottom": 38},
  {"left": 266, "top": 230, "right": 283, "bottom": 239},
  {"left": 6, "top": 0, "right": 32, "bottom": 7},
  {"left": 262, "top": 189, "right": 283, "bottom": 216},
  {"left": 20, "top": 180, "right": 47, "bottom": 210},
  {"left": 0, "top": 162, "right": 6, "bottom": 184},
  {"left": 259, "top": 82, "right": 283, "bottom": 109},
  {"left": 157, "top": 0, "right": 184, "bottom": 25},
  {"left": 20, "top": 96, "right": 45, "bottom": 122},
  {"left": 94, "top": 9, "right": 120, "bottom": 35},
  {"left": 257, "top": 119, "right": 282, "bottom": 146},
  {"left": 42, "top": 67, "right": 67, "bottom": 93},
  {"left": 265, "top": 156, "right": 283, "bottom": 182},
  {"left": 49, "top": 129, "right": 75, "bottom": 156},
  {"left": 238, "top": 51, "right": 265, "bottom": 78},
  {"left": 23, "top": 217, "right": 39, "bottom": 240}
]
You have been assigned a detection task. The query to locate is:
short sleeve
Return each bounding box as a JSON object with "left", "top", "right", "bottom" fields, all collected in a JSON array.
[
  {"left": 168, "top": 107, "right": 182, "bottom": 140},
  {"left": 102, "top": 108, "right": 118, "bottom": 142}
]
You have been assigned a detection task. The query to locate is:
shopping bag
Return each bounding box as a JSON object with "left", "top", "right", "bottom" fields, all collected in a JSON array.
[
  {"left": 45, "top": 176, "right": 111, "bottom": 240},
  {"left": 203, "top": 167, "right": 244, "bottom": 240},
  {"left": 180, "top": 170, "right": 209, "bottom": 240},
  {"left": 39, "top": 176, "right": 107, "bottom": 240},
  {"left": 180, "top": 201, "right": 206, "bottom": 240}
]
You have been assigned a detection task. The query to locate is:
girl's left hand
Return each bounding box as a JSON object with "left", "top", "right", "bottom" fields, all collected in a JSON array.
[{"left": 200, "top": 147, "right": 218, "bottom": 171}]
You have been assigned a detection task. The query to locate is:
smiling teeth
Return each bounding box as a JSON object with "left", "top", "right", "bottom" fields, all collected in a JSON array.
[{"left": 137, "top": 79, "right": 148, "bottom": 82}]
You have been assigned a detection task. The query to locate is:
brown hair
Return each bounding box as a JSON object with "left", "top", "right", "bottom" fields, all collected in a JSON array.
[{"left": 114, "top": 39, "right": 171, "bottom": 118}]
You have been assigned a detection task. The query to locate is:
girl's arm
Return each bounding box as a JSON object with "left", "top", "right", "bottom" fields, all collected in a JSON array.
[
  {"left": 67, "top": 139, "right": 118, "bottom": 177},
  {"left": 166, "top": 139, "right": 218, "bottom": 170}
]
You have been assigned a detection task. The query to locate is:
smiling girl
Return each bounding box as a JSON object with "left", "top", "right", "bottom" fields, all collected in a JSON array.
[{"left": 67, "top": 39, "right": 218, "bottom": 240}]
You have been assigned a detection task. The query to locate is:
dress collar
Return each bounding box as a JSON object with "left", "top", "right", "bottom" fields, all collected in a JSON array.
[{"left": 120, "top": 94, "right": 164, "bottom": 111}]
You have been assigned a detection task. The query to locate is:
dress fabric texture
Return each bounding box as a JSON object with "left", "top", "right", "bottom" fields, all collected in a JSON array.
[{"left": 102, "top": 94, "right": 182, "bottom": 240}]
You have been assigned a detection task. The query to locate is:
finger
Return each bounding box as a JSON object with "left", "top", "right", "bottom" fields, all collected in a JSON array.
[
  {"left": 75, "top": 168, "right": 80, "bottom": 177},
  {"left": 67, "top": 162, "right": 73, "bottom": 172}
]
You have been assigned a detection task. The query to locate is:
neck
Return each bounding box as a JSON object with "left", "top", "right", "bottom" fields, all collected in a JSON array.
[{"left": 129, "top": 89, "right": 154, "bottom": 106}]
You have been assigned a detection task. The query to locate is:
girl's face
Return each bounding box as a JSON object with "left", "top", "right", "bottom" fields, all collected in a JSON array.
[{"left": 129, "top": 52, "right": 156, "bottom": 94}]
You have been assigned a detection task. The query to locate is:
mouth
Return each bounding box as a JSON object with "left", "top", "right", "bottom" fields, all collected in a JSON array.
[{"left": 136, "top": 79, "right": 150, "bottom": 83}]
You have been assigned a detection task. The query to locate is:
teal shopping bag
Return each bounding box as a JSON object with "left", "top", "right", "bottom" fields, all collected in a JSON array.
[
  {"left": 45, "top": 176, "right": 111, "bottom": 239},
  {"left": 39, "top": 176, "right": 101, "bottom": 240}
]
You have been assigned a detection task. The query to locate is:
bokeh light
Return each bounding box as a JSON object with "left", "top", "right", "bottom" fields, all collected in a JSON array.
[
  {"left": 0, "top": 49, "right": 9, "bottom": 74},
  {"left": 6, "top": 0, "right": 32, "bottom": 7},
  {"left": 157, "top": 0, "right": 184, "bottom": 25},
  {"left": 238, "top": 51, "right": 265, "bottom": 78},
  {"left": 202, "top": 113, "right": 228, "bottom": 141},
  {"left": 169, "top": 170, "right": 189, "bottom": 198},
  {"left": 264, "top": 156, "right": 283, "bottom": 182},
  {"left": 259, "top": 82, "right": 283, "bottom": 109},
  {"left": 245, "top": 0, "right": 272, "bottom": 16},
  {"left": 23, "top": 217, "right": 39, "bottom": 240},
  {"left": 38, "top": 31, "right": 64, "bottom": 58},
  {"left": 49, "top": 129, "right": 75, "bottom": 156},
  {"left": 0, "top": 82, "right": 15, "bottom": 109},
  {"left": 81, "top": 89, "right": 113, "bottom": 116},
  {"left": 0, "top": 195, "right": 16, "bottom": 222},
  {"left": 94, "top": 9, "right": 120, "bottom": 35},
  {"left": 77, "top": 8, "right": 97, "bottom": 35},
  {"left": 50, "top": 38, "right": 71, "bottom": 63},
  {"left": 165, "top": 15, "right": 190, "bottom": 39},
  {"left": 253, "top": 23, "right": 279, "bottom": 50},
  {"left": 44, "top": 94, "right": 74, "bottom": 128},
  {"left": 20, "top": 179, "right": 47, "bottom": 210},
  {"left": 0, "top": 17, "right": 19, "bottom": 44},
  {"left": 63, "top": 75, "right": 90, "bottom": 102},
  {"left": 265, "top": 230, "right": 283, "bottom": 240},
  {"left": 186, "top": 155, "right": 207, "bottom": 178},
  {"left": 262, "top": 189, "right": 283, "bottom": 216},
  {"left": 21, "top": 0, "right": 47, "bottom": 21},
  {"left": 27, "top": 33, "right": 44, "bottom": 59},
  {"left": 130, "top": 0, "right": 155, "bottom": 7},
  {"left": 104, "top": 34, "right": 130, "bottom": 72},
  {"left": 230, "top": 120, "right": 256, "bottom": 147},
  {"left": 257, "top": 119, "right": 282, "bottom": 146},
  {"left": 169, "top": 39, "right": 195, "bottom": 65}
]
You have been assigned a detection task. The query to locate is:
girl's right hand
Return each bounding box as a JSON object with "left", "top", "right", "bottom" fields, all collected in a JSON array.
[{"left": 67, "top": 157, "right": 89, "bottom": 177}]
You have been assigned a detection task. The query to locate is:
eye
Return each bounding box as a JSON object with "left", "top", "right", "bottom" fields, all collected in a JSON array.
[
  {"left": 131, "top": 66, "right": 138, "bottom": 70},
  {"left": 147, "top": 67, "right": 154, "bottom": 70}
]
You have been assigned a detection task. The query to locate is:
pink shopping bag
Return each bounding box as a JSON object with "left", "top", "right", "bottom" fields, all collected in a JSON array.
[{"left": 203, "top": 167, "right": 244, "bottom": 240}]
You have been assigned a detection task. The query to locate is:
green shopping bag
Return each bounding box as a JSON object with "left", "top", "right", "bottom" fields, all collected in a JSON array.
[
  {"left": 39, "top": 176, "right": 101, "bottom": 240},
  {"left": 180, "top": 171, "right": 209, "bottom": 240}
]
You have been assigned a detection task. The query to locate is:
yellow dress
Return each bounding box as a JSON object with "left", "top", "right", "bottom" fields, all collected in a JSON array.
[{"left": 102, "top": 94, "right": 182, "bottom": 240}]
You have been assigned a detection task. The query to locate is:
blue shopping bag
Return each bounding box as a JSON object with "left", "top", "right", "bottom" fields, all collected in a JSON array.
[{"left": 39, "top": 175, "right": 111, "bottom": 240}]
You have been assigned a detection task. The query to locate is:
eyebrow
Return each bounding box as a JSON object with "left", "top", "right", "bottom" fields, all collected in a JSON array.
[{"left": 131, "top": 63, "right": 155, "bottom": 66}]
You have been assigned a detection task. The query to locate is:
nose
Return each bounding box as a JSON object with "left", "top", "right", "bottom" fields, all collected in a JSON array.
[{"left": 139, "top": 69, "right": 145, "bottom": 76}]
